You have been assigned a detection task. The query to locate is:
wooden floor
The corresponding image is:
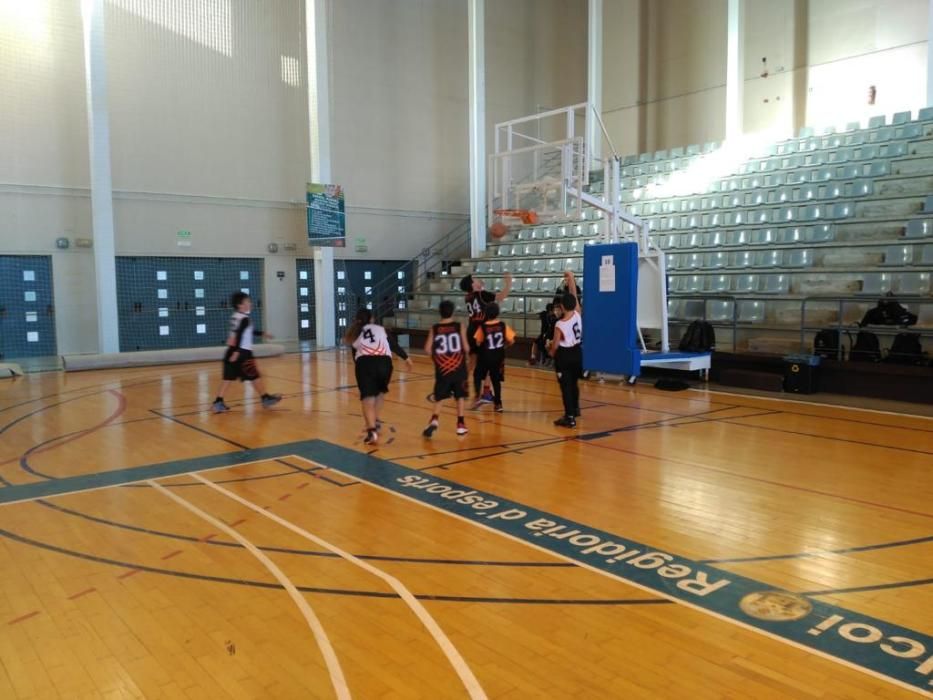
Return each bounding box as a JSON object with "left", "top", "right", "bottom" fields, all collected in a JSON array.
[{"left": 0, "top": 350, "right": 930, "bottom": 699}]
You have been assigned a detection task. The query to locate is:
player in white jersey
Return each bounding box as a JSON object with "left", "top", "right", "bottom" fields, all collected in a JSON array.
[
  {"left": 344, "top": 308, "right": 412, "bottom": 445},
  {"left": 548, "top": 272, "right": 583, "bottom": 428},
  {"left": 212, "top": 292, "right": 281, "bottom": 413}
]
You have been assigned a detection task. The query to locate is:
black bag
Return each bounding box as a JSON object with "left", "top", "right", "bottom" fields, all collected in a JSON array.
[
  {"left": 654, "top": 378, "right": 690, "bottom": 391},
  {"left": 813, "top": 329, "right": 844, "bottom": 360},
  {"left": 850, "top": 330, "right": 881, "bottom": 362},
  {"left": 860, "top": 298, "right": 918, "bottom": 327},
  {"left": 886, "top": 332, "right": 925, "bottom": 365},
  {"left": 678, "top": 321, "right": 715, "bottom": 352}
]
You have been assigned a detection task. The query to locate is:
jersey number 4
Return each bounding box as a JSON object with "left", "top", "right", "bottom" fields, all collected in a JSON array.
[{"left": 362, "top": 328, "right": 377, "bottom": 343}]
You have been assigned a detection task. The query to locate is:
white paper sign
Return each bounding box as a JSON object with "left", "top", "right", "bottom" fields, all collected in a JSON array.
[{"left": 599, "top": 254, "right": 615, "bottom": 292}]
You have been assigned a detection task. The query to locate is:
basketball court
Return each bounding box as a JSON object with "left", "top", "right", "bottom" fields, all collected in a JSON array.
[{"left": 1, "top": 352, "right": 930, "bottom": 698}]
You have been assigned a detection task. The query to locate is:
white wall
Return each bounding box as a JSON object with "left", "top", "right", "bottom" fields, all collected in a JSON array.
[
  {"left": 602, "top": 0, "right": 728, "bottom": 156},
  {"left": 602, "top": 0, "right": 929, "bottom": 155}
]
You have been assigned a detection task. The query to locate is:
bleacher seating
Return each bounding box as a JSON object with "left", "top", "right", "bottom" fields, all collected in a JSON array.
[{"left": 396, "top": 110, "right": 933, "bottom": 355}]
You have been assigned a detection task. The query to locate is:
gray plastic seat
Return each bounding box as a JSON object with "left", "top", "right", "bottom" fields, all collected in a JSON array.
[
  {"left": 511, "top": 259, "right": 528, "bottom": 274},
  {"left": 546, "top": 259, "right": 563, "bottom": 273},
  {"left": 706, "top": 252, "right": 729, "bottom": 269},
  {"left": 684, "top": 275, "right": 704, "bottom": 293},
  {"left": 761, "top": 274, "right": 790, "bottom": 294},
  {"left": 922, "top": 244, "right": 933, "bottom": 265},
  {"left": 706, "top": 300, "right": 734, "bottom": 322},
  {"left": 475, "top": 261, "right": 491, "bottom": 274},
  {"left": 731, "top": 251, "right": 754, "bottom": 268},
  {"left": 531, "top": 259, "right": 547, "bottom": 273},
  {"left": 706, "top": 275, "right": 731, "bottom": 293},
  {"left": 807, "top": 225, "right": 834, "bottom": 243},
  {"left": 685, "top": 253, "right": 704, "bottom": 269},
  {"left": 882, "top": 245, "right": 913, "bottom": 266},
  {"left": 733, "top": 274, "right": 759, "bottom": 293},
  {"left": 905, "top": 220, "right": 932, "bottom": 238},
  {"left": 896, "top": 273, "right": 931, "bottom": 296},
  {"left": 737, "top": 301, "right": 766, "bottom": 323},
  {"left": 750, "top": 229, "right": 776, "bottom": 246},
  {"left": 785, "top": 249, "right": 813, "bottom": 268},
  {"left": 892, "top": 111, "right": 911, "bottom": 125},
  {"left": 753, "top": 250, "right": 783, "bottom": 268},
  {"left": 523, "top": 277, "right": 539, "bottom": 292},
  {"left": 858, "top": 273, "right": 894, "bottom": 296}
]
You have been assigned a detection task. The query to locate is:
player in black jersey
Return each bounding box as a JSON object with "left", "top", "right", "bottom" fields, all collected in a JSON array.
[
  {"left": 459, "top": 271, "right": 512, "bottom": 404},
  {"left": 471, "top": 303, "right": 515, "bottom": 412},
  {"left": 423, "top": 300, "right": 469, "bottom": 437}
]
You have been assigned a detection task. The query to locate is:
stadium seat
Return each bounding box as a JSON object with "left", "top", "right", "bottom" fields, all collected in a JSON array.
[
  {"left": 738, "top": 301, "right": 766, "bottom": 323},
  {"left": 922, "top": 244, "right": 933, "bottom": 266},
  {"left": 905, "top": 220, "right": 932, "bottom": 238},
  {"left": 896, "top": 273, "right": 931, "bottom": 296},
  {"left": 882, "top": 245, "right": 913, "bottom": 266},
  {"left": 733, "top": 274, "right": 759, "bottom": 293},
  {"left": 706, "top": 275, "right": 731, "bottom": 293},
  {"left": 785, "top": 249, "right": 814, "bottom": 268},
  {"left": 859, "top": 273, "right": 894, "bottom": 296},
  {"left": 761, "top": 274, "right": 790, "bottom": 294},
  {"left": 707, "top": 300, "right": 734, "bottom": 322}
]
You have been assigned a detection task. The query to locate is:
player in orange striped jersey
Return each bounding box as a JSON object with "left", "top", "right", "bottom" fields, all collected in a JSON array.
[{"left": 423, "top": 300, "right": 469, "bottom": 437}]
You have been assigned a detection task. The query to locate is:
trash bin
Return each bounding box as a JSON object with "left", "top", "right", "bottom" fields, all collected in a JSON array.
[{"left": 783, "top": 354, "right": 820, "bottom": 394}]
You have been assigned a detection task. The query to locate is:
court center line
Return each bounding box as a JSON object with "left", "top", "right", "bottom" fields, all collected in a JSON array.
[
  {"left": 147, "top": 479, "right": 351, "bottom": 700},
  {"left": 190, "top": 472, "right": 488, "bottom": 700}
]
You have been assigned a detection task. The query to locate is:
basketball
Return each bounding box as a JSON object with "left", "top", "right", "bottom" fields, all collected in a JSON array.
[{"left": 489, "top": 221, "right": 508, "bottom": 239}]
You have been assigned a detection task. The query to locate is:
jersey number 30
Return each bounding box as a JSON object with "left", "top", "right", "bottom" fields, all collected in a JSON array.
[{"left": 435, "top": 333, "right": 462, "bottom": 354}]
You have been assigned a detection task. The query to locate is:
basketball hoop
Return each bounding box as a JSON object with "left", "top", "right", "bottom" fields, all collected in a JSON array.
[{"left": 493, "top": 208, "right": 539, "bottom": 226}]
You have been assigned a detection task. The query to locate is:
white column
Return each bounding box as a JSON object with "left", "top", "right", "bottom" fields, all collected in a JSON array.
[
  {"left": 587, "top": 0, "right": 603, "bottom": 166},
  {"left": 80, "top": 0, "right": 119, "bottom": 354},
  {"left": 468, "top": 0, "right": 486, "bottom": 258},
  {"left": 307, "top": 0, "right": 335, "bottom": 347},
  {"left": 928, "top": 0, "right": 933, "bottom": 107},
  {"left": 725, "top": 0, "right": 744, "bottom": 141},
  {"left": 313, "top": 247, "right": 335, "bottom": 347}
]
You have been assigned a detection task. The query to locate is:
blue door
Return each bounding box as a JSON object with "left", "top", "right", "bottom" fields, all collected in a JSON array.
[
  {"left": 296, "top": 259, "right": 316, "bottom": 341},
  {"left": 0, "top": 256, "right": 57, "bottom": 359},
  {"left": 116, "top": 257, "right": 263, "bottom": 351}
]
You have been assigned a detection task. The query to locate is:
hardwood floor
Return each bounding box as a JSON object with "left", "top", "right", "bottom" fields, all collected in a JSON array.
[{"left": 0, "top": 351, "right": 930, "bottom": 698}]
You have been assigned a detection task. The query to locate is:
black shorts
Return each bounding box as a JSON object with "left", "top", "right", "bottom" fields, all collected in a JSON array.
[
  {"left": 355, "top": 356, "right": 393, "bottom": 399},
  {"left": 554, "top": 345, "right": 583, "bottom": 379},
  {"left": 223, "top": 348, "right": 259, "bottom": 382},
  {"left": 476, "top": 352, "right": 506, "bottom": 382},
  {"left": 433, "top": 369, "right": 469, "bottom": 401}
]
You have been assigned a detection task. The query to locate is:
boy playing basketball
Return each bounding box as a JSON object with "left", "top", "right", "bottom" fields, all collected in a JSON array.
[
  {"left": 423, "top": 300, "right": 469, "bottom": 437},
  {"left": 212, "top": 292, "right": 282, "bottom": 413},
  {"left": 472, "top": 302, "right": 516, "bottom": 412},
  {"left": 548, "top": 272, "right": 582, "bottom": 428},
  {"left": 459, "top": 271, "right": 512, "bottom": 403}
]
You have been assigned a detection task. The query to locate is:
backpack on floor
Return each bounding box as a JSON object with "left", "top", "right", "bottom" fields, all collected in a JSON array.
[
  {"left": 678, "top": 320, "right": 715, "bottom": 352},
  {"left": 885, "top": 332, "right": 925, "bottom": 365},
  {"left": 860, "top": 298, "right": 918, "bottom": 327},
  {"left": 813, "top": 328, "right": 845, "bottom": 360},
  {"left": 850, "top": 330, "right": 881, "bottom": 362}
]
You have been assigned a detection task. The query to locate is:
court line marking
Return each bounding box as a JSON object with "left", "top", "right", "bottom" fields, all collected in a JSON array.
[
  {"left": 290, "top": 445, "right": 933, "bottom": 696},
  {"left": 148, "top": 478, "right": 351, "bottom": 700},
  {"left": 690, "top": 387, "right": 933, "bottom": 422},
  {"left": 0, "top": 457, "right": 272, "bottom": 507},
  {"left": 191, "top": 472, "right": 489, "bottom": 700}
]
